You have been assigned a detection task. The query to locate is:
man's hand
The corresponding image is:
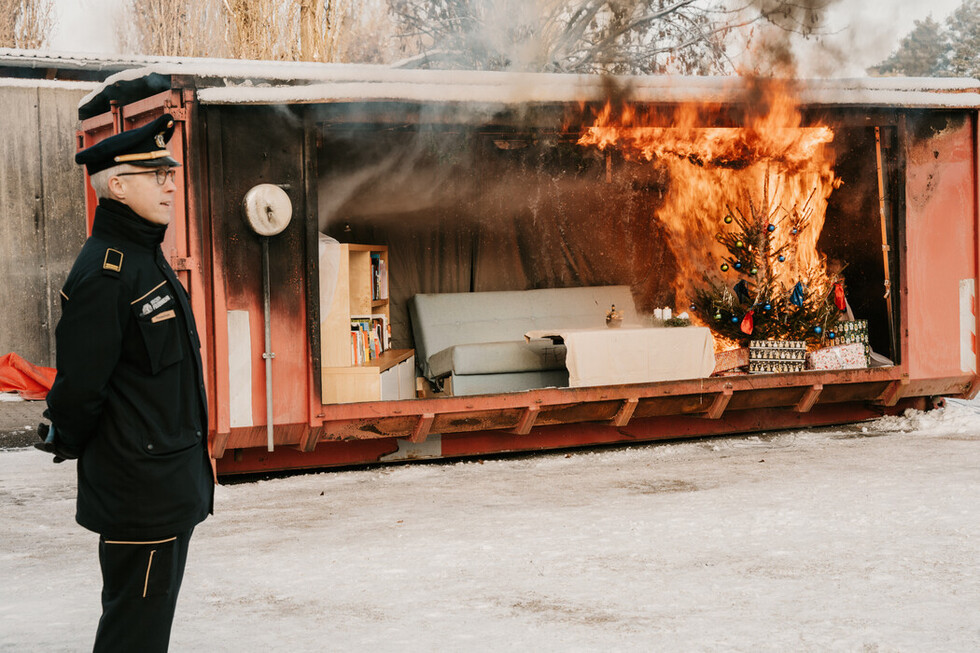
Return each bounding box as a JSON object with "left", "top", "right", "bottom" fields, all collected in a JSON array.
[{"left": 34, "top": 422, "right": 77, "bottom": 463}]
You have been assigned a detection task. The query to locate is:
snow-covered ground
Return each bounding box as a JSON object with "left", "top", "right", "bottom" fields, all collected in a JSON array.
[{"left": 2, "top": 400, "right": 979, "bottom": 652}]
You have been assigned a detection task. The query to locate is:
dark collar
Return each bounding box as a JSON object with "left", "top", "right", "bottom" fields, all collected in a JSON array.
[{"left": 91, "top": 198, "right": 168, "bottom": 251}]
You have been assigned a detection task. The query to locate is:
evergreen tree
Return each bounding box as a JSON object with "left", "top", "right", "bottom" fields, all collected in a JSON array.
[
  {"left": 867, "top": 16, "right": 948, "bottom": 77},
  {"left": 945, "top": 0, "right": 980, "bottom": 78},
  {"left": 690, "top": 178, "right": 845, "bottom": 346}
]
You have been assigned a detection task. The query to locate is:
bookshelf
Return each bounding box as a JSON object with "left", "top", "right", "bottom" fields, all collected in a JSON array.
[{"left": 319, "top": 243, "right": 415, "bottom": 403}]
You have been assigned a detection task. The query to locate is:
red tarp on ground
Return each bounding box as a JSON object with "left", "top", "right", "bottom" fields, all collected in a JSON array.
[{"left": 0, "top": 353, "right": 56, "bottom": 400}]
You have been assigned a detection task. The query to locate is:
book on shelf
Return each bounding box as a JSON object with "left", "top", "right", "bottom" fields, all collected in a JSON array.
[
  {"left": 351, "top": 316, "right": 388, "bottom": 365},
  {"left": 370, "top": 253, "right": 388, "bottom": 301}
]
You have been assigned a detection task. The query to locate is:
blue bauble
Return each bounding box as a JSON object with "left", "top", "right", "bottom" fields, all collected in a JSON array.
[
  {"left": 734, "top": 262, "right": 742, "bottom": 269},
  {"left": 778, "top": 255, "right": 785, "bottom": 262},
  {"left": 828, "top": 331, "right": 836, "bottom": 339},
  {"left": 767, "top": 224, "right": 775, "bottom": 232},
  {"left": 814, "top": 326, "right": 823, "bottom": 334},
  {"left": 690, "top": 304, "right": 697, "bottom": 311},
  {"left": 763, "top": 303, "right": 772, "bottom": 311},
  {"left": 791, "top": 228, "right": 798, "bottom": 235},
  {"left": 731, "top": 316, "right": 739, "bottom": 323}
]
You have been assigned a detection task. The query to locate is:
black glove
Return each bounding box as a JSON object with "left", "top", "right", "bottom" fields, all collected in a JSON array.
[{"left": 34, "top": 422, "right": 76, "bottom": 463}]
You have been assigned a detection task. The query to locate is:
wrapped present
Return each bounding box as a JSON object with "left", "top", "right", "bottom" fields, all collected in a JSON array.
[
  {"left": 807, "top": 342, "right": 868, "bottom": 370},
  {"left": 748, "top": 339, "right": 806, "bottom": 374},
  {"left": 713, "top": 347, "right": 749, "bottom": 374},
  {"left": 834, "top": 319, "right": 870, "bottom": 365}
]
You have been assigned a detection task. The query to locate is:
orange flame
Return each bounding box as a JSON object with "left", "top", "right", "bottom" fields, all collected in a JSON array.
[{"left": 578, "top": 80, "right": 838, "bottom": 337}]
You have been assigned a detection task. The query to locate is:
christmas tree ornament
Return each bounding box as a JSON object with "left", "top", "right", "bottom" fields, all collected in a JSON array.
[
  {"left": 814, "top": 325, "right": 823, "bottom": 335},
  {"left": 693, "top": 190, "right": 837, "bottom": 347},
  {"left": 833, "top": 282, "right": 847, "bottom": 312},
  {"left": 740, "top": 310, "right": 755, "bottom": 335},
  {"left": 690, "top": 304, "right": 697, "bottom": 311},
  {"left": 734, "top": 280, "right": 750, "bottom": 303},
  {"left": 790, "top": 282, "right": 806, "bottom": 307},
  {"left": 828, "top": 331, "right": 836, "bottom": 339}
]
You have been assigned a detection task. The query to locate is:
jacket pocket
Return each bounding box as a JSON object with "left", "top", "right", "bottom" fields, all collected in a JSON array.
[
  {"left": 134, "top": 308, "right": 184, "bottom": 375},
  {"left": 100, "top": 536, "right": 178, "bottom": 599}
]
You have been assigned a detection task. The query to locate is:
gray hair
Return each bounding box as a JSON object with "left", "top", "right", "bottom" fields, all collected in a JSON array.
[{"left": 88, "top": 164, "right": 128, "bottom": 199}]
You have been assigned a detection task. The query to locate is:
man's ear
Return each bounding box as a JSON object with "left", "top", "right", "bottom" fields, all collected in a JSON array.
[{"left": 107, "top": 174, "right": 126, "bottom": 201}]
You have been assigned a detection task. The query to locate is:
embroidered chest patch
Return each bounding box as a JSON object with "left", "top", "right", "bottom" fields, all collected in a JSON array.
[{"left": 141, "top": 293, "right": 173, "bottom": 316}]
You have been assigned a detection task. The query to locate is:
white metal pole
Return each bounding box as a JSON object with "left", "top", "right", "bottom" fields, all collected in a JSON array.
[{"left": 262, "top": 237, "right": 275, "bottom": 452}]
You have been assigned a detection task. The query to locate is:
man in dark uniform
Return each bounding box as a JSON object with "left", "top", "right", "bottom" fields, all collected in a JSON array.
[{"left": 37, "top": 114, "right": 213, "bottom": 652}]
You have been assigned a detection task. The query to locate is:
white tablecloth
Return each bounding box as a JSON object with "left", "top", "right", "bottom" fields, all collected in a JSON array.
[{"left": 525, "top": 326, "right": 716, "bottom": 387}]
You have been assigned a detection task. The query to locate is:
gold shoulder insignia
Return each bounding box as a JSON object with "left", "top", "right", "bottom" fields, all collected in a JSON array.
[{"left": 102, "top": 248, "right": 124, "bottom": 276}]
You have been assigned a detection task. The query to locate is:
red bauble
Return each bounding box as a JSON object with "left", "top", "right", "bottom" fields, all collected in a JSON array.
[{"left": 740, "top": 310, "right": 755, "bottom": 335}]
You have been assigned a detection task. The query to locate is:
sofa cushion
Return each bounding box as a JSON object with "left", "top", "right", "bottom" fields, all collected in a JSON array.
[
  {"left": 429, "top": 339, "right": 566, "bottom": 378},
  {"left": 409, "top": 285, "right": 636, "bottom": 379},
  {"left": 448, "top": 370, "right": 570, "bottom": 396}
]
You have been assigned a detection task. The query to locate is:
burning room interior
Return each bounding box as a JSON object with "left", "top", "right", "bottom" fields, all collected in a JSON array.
[{"left": 316, "top": 78, "right": 902, "bottom": 391}]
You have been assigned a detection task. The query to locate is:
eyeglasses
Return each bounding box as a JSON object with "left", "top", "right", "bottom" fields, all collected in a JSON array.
[{"left": 115, "top": 169, "right": 177, "bottom": 186}]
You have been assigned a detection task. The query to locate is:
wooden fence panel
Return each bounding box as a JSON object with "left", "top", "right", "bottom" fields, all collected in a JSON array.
[
  {"left": 39, "top": 87, "right": 88, "bottom": 364},
  {"left": 0, "top": 83, "right": 89, "bottom": 369}
]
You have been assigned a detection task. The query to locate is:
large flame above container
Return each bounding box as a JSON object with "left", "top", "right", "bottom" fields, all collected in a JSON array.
[{"left": 577, "top": 80, "right": 840, "bottom": 331}]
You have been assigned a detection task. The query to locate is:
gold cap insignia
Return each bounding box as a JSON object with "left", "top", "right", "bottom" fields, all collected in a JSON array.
[{"left": 155, "top": 133, "right": 166, "bottom": 148}]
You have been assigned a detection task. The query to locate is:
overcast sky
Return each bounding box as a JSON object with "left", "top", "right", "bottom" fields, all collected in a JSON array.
[{"left": 48, "top": 0, "right": 967, "bottom": 77}]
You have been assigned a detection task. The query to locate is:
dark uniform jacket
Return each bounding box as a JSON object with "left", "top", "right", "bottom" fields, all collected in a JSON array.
[{"left": 46, "top": 198, "right": 213, "bottom": 540}]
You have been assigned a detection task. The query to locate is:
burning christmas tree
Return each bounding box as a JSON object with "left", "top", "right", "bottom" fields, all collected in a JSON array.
[{"left": 689, "top": 174, "right": 848, "bottom": 346}]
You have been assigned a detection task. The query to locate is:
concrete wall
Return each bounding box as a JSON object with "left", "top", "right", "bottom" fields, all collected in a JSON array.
[{"left": 0, "top": 81, "right": 94, "bottom": 368}]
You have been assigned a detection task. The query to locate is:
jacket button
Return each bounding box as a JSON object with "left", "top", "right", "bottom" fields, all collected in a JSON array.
[
  {"left": 146, "top": 443, "right": 154, "bottom": 450},
  {"left": 196, "top": 430, "right": 202, "bottom": 437}
]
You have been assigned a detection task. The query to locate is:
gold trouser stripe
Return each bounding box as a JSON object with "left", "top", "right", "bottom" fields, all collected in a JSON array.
[
  {"left": 60, "top": 290, "right": 69, "bottom": 300},
  {"left": 130, "top": 281, "right": 168, "bottom": 305},
  {"left": 104, "top": 536, "right": 177, "bottom": 545},
  {"left": 143, "top": 549, "right": 157, "bottom": 598}
]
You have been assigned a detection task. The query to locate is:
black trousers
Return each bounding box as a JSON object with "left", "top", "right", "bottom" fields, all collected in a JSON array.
[{"left": 93, "top": 528, "right": 194, "bottom": 653}]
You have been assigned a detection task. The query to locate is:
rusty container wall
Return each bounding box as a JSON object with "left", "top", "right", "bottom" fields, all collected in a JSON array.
[
  {"left": 77, "top": 86, "right": 980, "bottom": 476},
  {"left": 905, "top": 112, "right": 980, "bottom": 393},
  {"left": 202, "top": 106, "right": 316, "bottom": 456}
]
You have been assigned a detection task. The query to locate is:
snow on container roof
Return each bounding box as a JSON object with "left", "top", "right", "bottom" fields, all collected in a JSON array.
[
  {"left": 77, "top": 58, "right": 980, "bottom": 119},
  {"left": 0, "top": 77, "right": 99, "bottom": 91},
  {"left": 0, "top": 47, "right": 179, "bottom": 73}
]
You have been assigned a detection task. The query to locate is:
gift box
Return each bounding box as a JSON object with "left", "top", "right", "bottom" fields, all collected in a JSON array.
[
  {"left": 834, "top": 319, "right": 870, "bottom": 366},
  {"left": 748, "top": 340, "right": 806, "bottom": 374},
  {"left": 713, "top": 347, "right": 749, "bottom": 374},
  {"left": 806, "top": 342, "right": 868, "bottom": 370}
]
